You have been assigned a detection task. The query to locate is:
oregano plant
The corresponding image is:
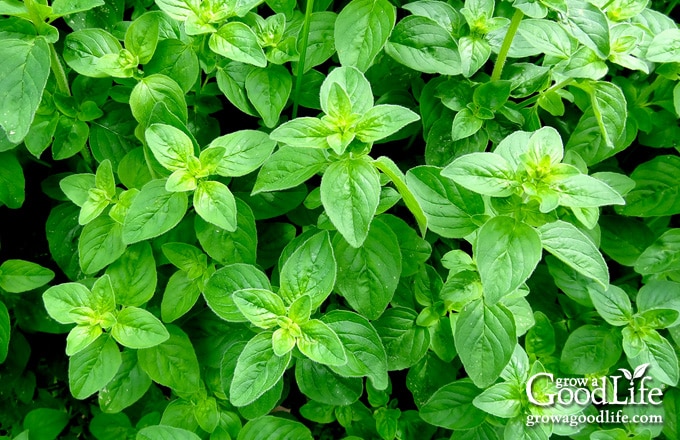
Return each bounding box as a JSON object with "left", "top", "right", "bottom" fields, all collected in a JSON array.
[{"left": 1, "top": 0, "right": 680, "bottom": 438}]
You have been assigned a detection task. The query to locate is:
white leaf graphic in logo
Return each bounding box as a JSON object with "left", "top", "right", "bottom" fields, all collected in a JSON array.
[
  {"left": 633, "top": 363, "right": 650, "bottom": 379},
  {"left": 618, "top": 368, "right": 633, "bottom": 382}
]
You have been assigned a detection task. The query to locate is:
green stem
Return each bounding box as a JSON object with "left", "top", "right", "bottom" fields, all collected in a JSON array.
[
  {"left": 292, "top": 0, "right": 315, "bottom": 119},
  {"left": 49, "top": 44, "right": 71, "bottom": 96},
  {"left": 517, "top": 78, "right": 573, "bottom": 109},
  {"left": 490, "top": 8, "right": 524, "bottom": 82}
]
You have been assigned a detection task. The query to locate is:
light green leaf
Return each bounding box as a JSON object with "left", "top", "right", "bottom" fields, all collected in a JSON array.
[
  {"left": 99, "top": 350, "right": 152, "bottom": 413},
  {"left": 145, "top": 124, "right": 195, "bottom": 172},
  {"left": 279, "top": 231, "right": 335, "bottom": 308},
  {"left": 69, "top": 335, "right": 121, "bottom": 399},
  {"left": 320, "top": 66, "right": 373, "bottom": 115},
  {"left": 620, "top": 155, "right": 680, "bottom": 217},
  {"left": 355, "top": 104, "right": 420, "bottom": 143},
  {"left": 137, "top": 425, "right": 201, "bottom": 440},
  {"left": 203, "top": 264, "right": 270, "bottom": 322},
  {"left": 335, "top": 0, "right": 396, "bottom": 71},
  {"left": 210, "top": 130, "right": 276, "bottom": 177},
  {"left": 230, "top": 332, "right": 290, "bottom": 406},
  {"left": 66, "top": 324, "right": 102, "bottom": 356},
  {"left": 644, "top": 28, "right": 680, "bottom": 63},
  {"left": 588, "top": 285, "right": 633, "bottom": 326},
  {"left": 50, "top": 0, "right": 105, "bottom": 17},
  {"left": 405, "top": 165, "right": 485, "bottom": 238},
  {"left": 475, "top": 216, "right": 542, "bottom": 304},
  {"left": 245, "top": 65, "right": 292, "bottom": 128},
  {"left": 441, "top": 152, "right": 517, "bottom": 197},
  {"left": 238, "top": 416, "right": 313, "bottom": 440},
  {"left": 585, "top": 81, "right": 627, "bottom": 149},
  {"left": 63, "top": 29, "right": 122, "bottom": 78},
  {"left": 111, "top": 307, "right": 169, "bottom": 349},
  {"left": 268, "top": 118, "right": 334, "bottom": 149},
  {"left": 538, "top": 220, "right": 609, "bottom": 288},
  {"left": 297, "top": 319, "right": 347, "bottom": 366},
  {"left": 628, "top": 330, "right": 679, "bottom": 386},
  {"left": 160, "top": 270, "right": 201, "bottom": 323},
  {"left": 560, "top": 324, "right": 622, "bottom": 374},
  {"left": 373, "top": 307, "right": 430, "bottom": 371},
  {"left": 635, "top": 229, "right": 680, "bottom": 275},
  {"left": 129, "top": 74, "right": 188, "bottom": 126},
  {"left": 253, "top": 146, "right": 327, "bottom": 193},
  {"left": 106, "top": 242, "right": 157, "bottom": 307},
  {"left": 193, "top": 180, "right": 237, "bottom": 232},
  {"left": 0, "top": 259, "right": 54, "bottom": 293},
  {"left": 210, "top": 22, "right": 267, "bottom": 67},
  {"left": 43, "top": 282, "right": 92, "bottom": 325},
  {"left": 454, "top": 299, "right": 516, "bottom": 388},
  {"left": 233, "top": 288, "right": 286, "bottom": 328},
  {"left": 473, "top": 382, "right": 523, "bottom": 418},
  {"left": 122, "top": 180, "right": 188, "bottom": 244},
  {"left": 0, "top": 37, "right": 50, "bottom": 143},
  {"left": 125, "top": 12, "right": 160, "bottom": 64},
  {"left": 79, "top": 215, "right": 126, "bottom": 274},
  {"left": 154, "top": 0, "right": 200, "bottom": 20},
  {"left": 320, "top": 156, "right": 380, "bottom": 248},
  {"left": 420, "top": 380, "right": 486, "bottom": 430},
  {"left": 565, "top": 0, "right": 610, "bottom": 59}
]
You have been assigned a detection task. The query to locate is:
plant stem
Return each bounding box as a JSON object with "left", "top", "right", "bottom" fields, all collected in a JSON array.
[
  {"left": 50, "top": 44, "right": 71, "bottom": 96},
  {"left": 292, "top": 0, "right": 315, "bottom": 119},
  {"left": 517, "top": 78, "right": 573, "bottom": 109},
  {"left": 490, "top": 8, "right": 523, "bottom": 82}
]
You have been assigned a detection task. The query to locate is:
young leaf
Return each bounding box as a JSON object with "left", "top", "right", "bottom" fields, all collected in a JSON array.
[
  {"left": 355, "top": 105, "right": 420, "bottom": 143},
  {"left": 560, "top": 324, "right": 622, "bottom": 374},
  {"left": 473, "top": 382, "right": 523, "bottom": 418},
  {"left": 98, "top": 350, "right": 152, "bottom": 413},
  {"left": 193, "top": 180, "right": 237, "bottom": 232},
  {"left": 237, "top": 416, "right": 313, "bottom": 440},
  {"left": 297, "top": 319, "right": 347, "bottom": 366},
  {"left": 137, "top": 426, "right": 201, "bottom": 440},
  {"left": 420, "top": 380, "right": 486, "bottom": 430},
  {"left": 125, "top": 12, "right": 160, "bottom": 64},
  {"left": 320, "top": 156, "right": 380, "bottom": 248},
  {"left": 334, "top": 0, "right": 396, "bottom": 71},
  {"left": 209, "top": 22, "right": 267, "bottom": 68},
  {"left": 245, "top": 65, "right": 292, "bottom": 128},
  {"left": 211, "top": 130, "right": 276, "bottom": 177},
  {"left": 253, "top": 146, "right": 328, "bottom": 193},
  {"left": 373, "top": 307, "right": 430, "bottom": 371},
  {"left": 454, "top": 299, "right": 516, "bottom": 388},
  {"left": 111, "top": 307, "right": 169, "bottom": 349},
  {"left": 230, "top": 331, "right": 291, "bottom": 407},
  {"left": 122, "top": 180, "right": 189, "bottom": 244},
  {"left": 78, "top": 215, "right": 126, "bottom": 274},
  {"left": 160, "top": 271, "right": 201, "bottom": 323},
  {"left": 145, "top": 124, "right": 195, "bottom": 171},
  {"left": 537, "top": 220, "right": 609, "bottom": 288},
  {"left": 69, "top": 335, "right": 121, "bottom": 399},
  {"left": 279, "top": 231, "right": 336, "bottom": 308},
  {"left": 233, "top": 288, "right": 286, "bottom": 328},
  {"left": 203, "top": 264, "right": 271, "bottom": 322},
  {"left": 565, "top": 0, "right": 610, "bottom": 59},
  {"left": 589, "top": 285, "right": 633, "bottom": 326},
  {"left": 105, "top": 242, "right": 157, "bottom": 307},
  {"left": 43, "top": 282, "right": 92, "bottom": 325},
  {"left": 63, "top": 29, "right": 122, "bottom": 78},
  {"left": 129, "top": 74, "right": 188, "bottom": 126},
  {"left": 475, "top": 216, "right": 542, "bottom": 304},
  {"left": 320, "top": 66, "right": 373, "bottom": 115}
]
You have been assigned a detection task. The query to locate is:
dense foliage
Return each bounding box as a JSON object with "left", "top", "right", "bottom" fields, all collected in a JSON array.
[{"left": 1, "top": 0, "right": 680, "bottom": 438}]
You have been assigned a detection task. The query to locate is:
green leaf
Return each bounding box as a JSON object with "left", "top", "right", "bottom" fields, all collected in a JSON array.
[
  {"left": 22, "top": 408, "right": 69, "bottom": 440},
  {"left": 355, "top": 104, "right": 420, "bottom": 143},
  {"left": 646, "top": 28, "right": 680, "bottom": 63},
  {"left": 454, "top": 299, "right": 516, "bottom": 388},
  {"left": 230, "top": 331, "right": 290, "bottom": 406},
  {"left": 245, "top": 65, "right": 292, "bottom": 128},
  {"left": 253, "top": 146, "right": 327, "bottom": 193},
  {"left": 451, "top": 108, "right": 483, "bottom": 142},
  {"left": 43, "top": 282, "right": 92, "bottom": 324},
  {"left": 79, "top": 215, "right": 126, "bottom": 274},
  {"left": 588, "top": 285, "right": 633, "bottom": 326},
  {"left": 320, "top": 66, "right": 373, "bottom": 115},
  {"left": 195, "top": 199, "right": 257, "bottom": 265},
  {"left": 322, "top": 310, "right": 389, "bottom": 390},
  {"left": 161, "top": 242, "right": 207, "bottom": 278},
  {"left": 210, "top": 22, "right": 267, "bottom": 67},
  {"left": 295, "top": 358, "right": 362, "bottom": 405},
  {"left": 475, "top": 216, "right": 542, "bottom": 304},
  {"left": 420, "top": 380, "right": 486, "bottom": 430},
  {"left": 233, "top": 288, "right": 286, "bottom": 328},
  {"left": 203, "top": 264, "right": 271, "bottom": 322},
  {"left": 137, "top": 325, "right": 201, "bottom": 395},
  {"left": 122, "top": 180, "right": 189, "bottom": 244},
  {"left": 69, "top": 335, "right": 121, "bottom": 399},
  {"left": 50, "top": 0, "right": 105, "bottom": 17},
  {"left": 194, "top": 180, "right": 238, "bottom": 232},
  {"left": 0, "top": 37, "right": 50, "bottom": 143},
  {"left": 560, "top": 324, "right": 622, "bottom": 374},
  {"left": 130, "top": 74, "right": 188, "bottom": 126},
  {"left": 459, "top": 36, "right": 491, "bottom": 78},
  {"left": 209, "top": 130, "right": 276, "bottom": 177},
  {"left": 125, "top": 12, "right": 160, "bottom": 64},
  {"left": 538, "top": 220, "right": 609, "bottom": 288},
  {"left": 385, "top": 16, "right": 462, "bottom": 75},
  {"left": 333, "top": 218, "right": 401, "bottom": 319},
  {"left": 268, "top": 118, "right": 334, "bottom": 149},
  {"left": 98, "top": 350, "right": 152, "bottom": 413},
  {"left": 145, "top": 39, "right": 199, "bottom": 93},
  {"left": 565, "top": 0, "right": 610, "bottom": 59},
  {"left": 297, "top": 319, "right": 347, "bottom": 366},
  {"left": 237, "top": 416, "right": 313, "bottom": 440},
  {"left": 0, "top": 152, "right": 25, "bottom": 208},
  {"left": 473, "top": 382, "right": 523, "bottom": 418},
  {"left": 636, "top": 281, "right": 680, "bottom": 328},
  {"left": 154, "top": 0, "right": 200, "bottom": 20},
  {"left": 627, "top": 330, "right": 679, "bottom": 386},
  {"left": 160, "top": 270, "right": 201, "bottom": 323},
  {"left": 0, "top": 259, "right": 54, "bottom": 293},
  {"left": 621, "top": 155, "right": 680, "bottom": 217},
  {"left": 137, "top": 425, "right": 201, "bottom": 440},
  {"left": 335, "top": 0, "right": 396, "bottom": 71},
  {"left": 0, "top": 301, "right": 9, "bottom": 363},
  {"left": 320, "top": 156, "right": 380, "bottom": 248},
  {"left": 586, "top": 81, "right": 627, "bottom": 149},
  {"left": 66, "top": 324, "right": 103, "bottom": 356},
  {"left": 441, "top": 152, "right": 517, "bottom": 197},
  {"left": 373, "top": 307, "right": 429, "bottom": 371},
  {"left": 63, "top": 29, "right": 122, "bottom": 78},
  {"left": 111, "top": 307, "right": 169, "bottom": 349},
  {"left": 518, "top": 19, "right": 574, "bottom": 59},
  {"left": 145, "top": 124, "right": 195, "bottom": 172},
  {"left": 106, "top": 242, "right": 157, "bottom": 307},
  {"left": 279, "top": 231, "right": 335, "bottom": 308},
  {"left": 635, "top": 229, "right": 680, "bottom": 275}
]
